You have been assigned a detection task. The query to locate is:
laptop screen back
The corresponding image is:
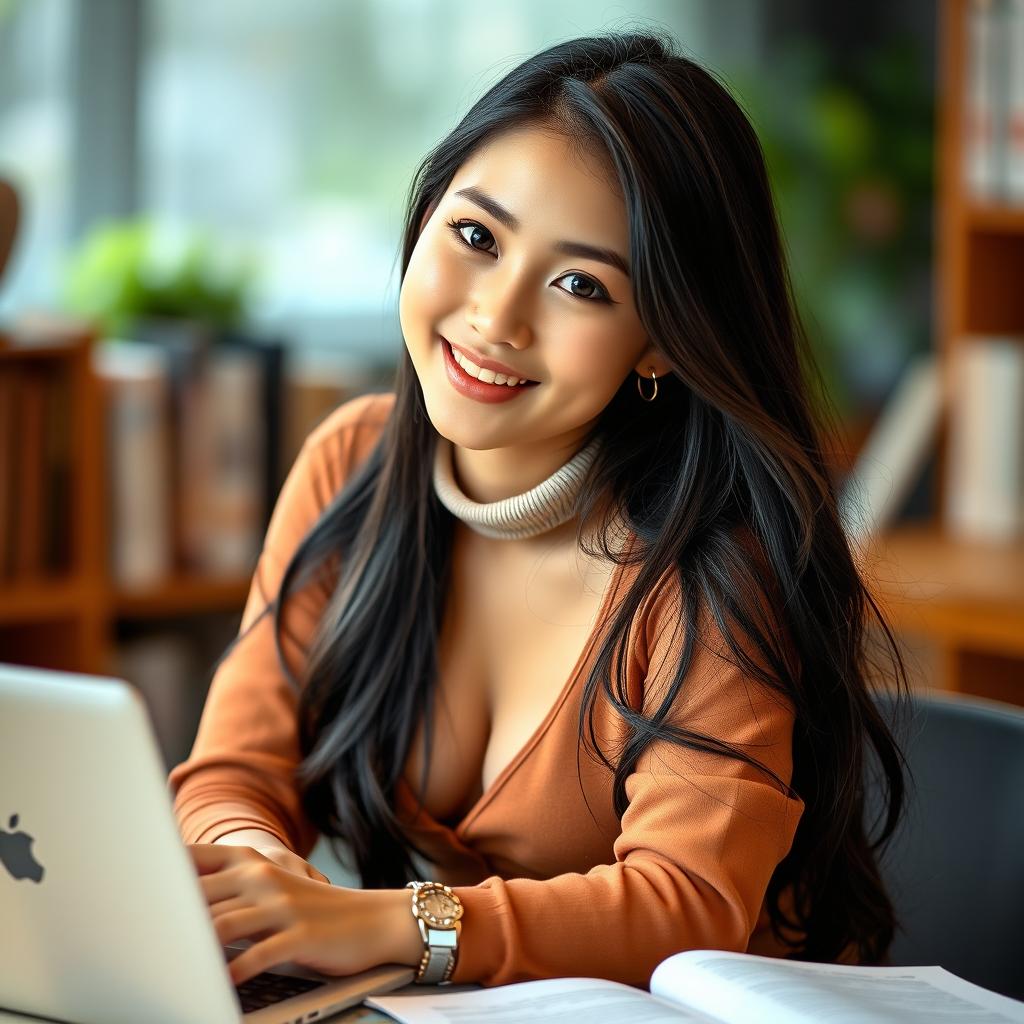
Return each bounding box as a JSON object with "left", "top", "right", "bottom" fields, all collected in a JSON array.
[{"left": 0, "top": 663, "right": 241, "bottom": 1024}]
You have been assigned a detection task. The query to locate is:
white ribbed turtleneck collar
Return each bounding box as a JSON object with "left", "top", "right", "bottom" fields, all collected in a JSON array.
[{"left": 431, "top": 435, "right": 602, "bottom": 541}]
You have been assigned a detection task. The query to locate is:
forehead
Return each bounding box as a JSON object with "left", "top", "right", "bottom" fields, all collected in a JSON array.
[{"left": 446, "top": 125, "right": 626, "bottom": 242}]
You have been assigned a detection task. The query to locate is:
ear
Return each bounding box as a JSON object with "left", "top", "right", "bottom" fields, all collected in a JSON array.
[{"left": 631, "top": 341, "right": 672, "bottom": 380}]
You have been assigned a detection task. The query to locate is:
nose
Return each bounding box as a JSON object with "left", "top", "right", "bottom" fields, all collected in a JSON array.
[{"left": 465, "top": 266, "right": 533, "bottom": 349}]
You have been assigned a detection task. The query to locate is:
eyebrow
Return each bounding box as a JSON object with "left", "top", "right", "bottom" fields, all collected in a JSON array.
[{"left": 453, "top": 186, "right": 631, "bottom": 279}]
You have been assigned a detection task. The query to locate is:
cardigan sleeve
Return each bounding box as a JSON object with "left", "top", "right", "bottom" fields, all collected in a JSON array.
[
  {"left": 167, "top": 393, "right": 390, "bottom": 857},
  {"left": 448, "top": 578, "right": 805, "bottom": 989}
]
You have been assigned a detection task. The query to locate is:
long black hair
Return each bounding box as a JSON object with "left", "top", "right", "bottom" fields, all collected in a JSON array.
[{"left": 229, "top": 29, "right": 908, "bottom": 964}]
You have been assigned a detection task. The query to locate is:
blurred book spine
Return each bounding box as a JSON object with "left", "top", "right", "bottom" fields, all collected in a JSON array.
[
  {"left": 839, "top": 352, "right": 942, "bottom": 541},
  {"left": 93, "top": 340, "right": 174, "bottom": 588},
  {"left": 0, "top": 361, "right": 74, "bottom": 583},
  {"left": 45, "top": 365, "right": 73, "bottom": 572},
  {"left": 965, "top": 0, "right": 1000, "bottom": 199},
  {"left": 191, "top": 344, "right": 265, "bottom": 577},
  {"left": 1009, "top": 0, "right": 1024, "bottom": 199},
  {"left": 0, "top": 367, "right": 15, "bottom": 580},
  {"left": 965, "top": 0, "right": 1024, "bottom": 203},
  {"left": 14, "top": 364, "right": 46, "bottom": 578},
  {"left": 944, "top": 336, "right": 1024, "bottom": 540}
]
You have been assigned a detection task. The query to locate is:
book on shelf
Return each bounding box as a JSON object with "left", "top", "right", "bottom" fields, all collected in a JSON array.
[
  {"left": 838, "top": 351, "right": 943, "bottom": 541},
  {"left": 366, "top": 949, "right": 1024, "bottom": 1024},
  {"left": 0, "top": 359, "right": 74, "bottom": 583},
  {"left": 944, "top": 335, "right": 1024, "bottom": 542},
  {"left": 964, "top": 0, "right": 1024, "bottom": 204},
  {"left": 220, "top": 328, "right": 286, "bottom": 513},
  {"left": 44, "top": 363, "right": 72, "bottom": 572},
  {"left": 14, "top": 363, "right": 46, "bottom": 579},
  {"left": 132, "top": 317, "right": 216, "bottom": 575},
  {"left": 93, "top": 339, "right": 174, "bottom": 589},
  {"left": 190, "top": 342, "right": 266, "bottom": 578},
  {"left": 1009, "top": 0, "right": 1024, "bottom": 200},
  {"left": 0, "top": 367, "right": 14, "bottom": 580}
]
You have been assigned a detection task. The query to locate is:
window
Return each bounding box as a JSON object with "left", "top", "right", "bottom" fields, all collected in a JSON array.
[
  {"left": 139, "top": 0, "right": 715, "bottom": 360},
  {"left": 3, "top": 0, "right": 764, "bottom": 362},
  {"left": 0, "top": 0, "right": 73, "bottom": 319}
]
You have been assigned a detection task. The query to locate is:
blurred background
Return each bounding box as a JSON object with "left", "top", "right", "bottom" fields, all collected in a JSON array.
[{"left": 1, "top": 0, "right": 1022, "bottom": 773}]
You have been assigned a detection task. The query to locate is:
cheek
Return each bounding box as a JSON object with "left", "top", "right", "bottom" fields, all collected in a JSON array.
[
  {"left": 551, "top": 329, "right": 637, "bottom": 403},
  {"left": 400, "top": 235, "right": 466, "bottom": 336}
]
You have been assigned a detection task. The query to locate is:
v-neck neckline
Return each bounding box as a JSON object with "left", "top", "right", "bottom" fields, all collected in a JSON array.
[{"left": 397, "top": 527, "right": 637, "bottom": 844}]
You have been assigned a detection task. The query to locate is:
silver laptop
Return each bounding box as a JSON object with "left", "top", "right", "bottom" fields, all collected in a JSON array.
[{"left": 0, "top": 662, "right": 414, "bottom": 1024}]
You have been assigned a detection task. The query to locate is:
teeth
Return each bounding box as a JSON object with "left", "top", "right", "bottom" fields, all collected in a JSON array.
[{"left": 451, "top": 345, "right": 528, "bottom": 386}]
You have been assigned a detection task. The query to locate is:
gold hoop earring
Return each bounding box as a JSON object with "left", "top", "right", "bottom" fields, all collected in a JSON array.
[{"left": 636, "top": 367, "right": 658, "bottom": 402}]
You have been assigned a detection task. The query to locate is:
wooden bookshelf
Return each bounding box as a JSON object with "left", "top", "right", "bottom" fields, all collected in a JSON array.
[
  {"left": 0, "top": 328, "right": 251, "bottom": 676},
  {"left": 114, "top": 574, "right": 251, "bottom": 619},
  {"left": 862, "top": 0, "right": 1024, "bottom": 704}
]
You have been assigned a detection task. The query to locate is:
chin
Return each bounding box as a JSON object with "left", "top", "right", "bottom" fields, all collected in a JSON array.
[{"left": 419, "top": 398, "right": 506, "bottom": 452}]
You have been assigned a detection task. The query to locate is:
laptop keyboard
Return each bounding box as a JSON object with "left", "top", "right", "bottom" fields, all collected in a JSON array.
[{"left": 236, "top": 970, "right": 327, "bottom": 1014}]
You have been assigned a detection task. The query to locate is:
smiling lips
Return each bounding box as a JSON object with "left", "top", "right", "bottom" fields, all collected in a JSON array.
[
  {"left": 444, "top": 337, "right": 536, "bottom": 384},
  {"left": 440, "top": 335, "right": 540, "bottom": 404}
]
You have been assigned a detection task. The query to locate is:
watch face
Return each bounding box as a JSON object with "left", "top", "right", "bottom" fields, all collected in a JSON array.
[
  {"left": 414, "top": 884, "right": 463, "bottom": 925},
  {"left": 423, "top": 891, "right": 455, "bottom": 918}
]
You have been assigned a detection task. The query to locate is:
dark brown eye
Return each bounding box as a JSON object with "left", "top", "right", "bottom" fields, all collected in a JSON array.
[
  {"left": 452, "top": 220, "right": 495, "bottom": 252},
  {"left": 555, "top": 271, "right": 610, "bottom": 302},
  {"left": 564, "top": 273, "right": 596, "bottom": 298}
]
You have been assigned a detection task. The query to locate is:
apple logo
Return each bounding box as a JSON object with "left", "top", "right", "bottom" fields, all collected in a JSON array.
[{"left": 0, "top": 813, "right": 45, "bottom": 883}]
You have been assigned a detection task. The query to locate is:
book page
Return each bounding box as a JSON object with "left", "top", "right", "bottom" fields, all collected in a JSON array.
[
  {"left": 366, "top": 976, "right": 725, "bottom": 1024},
  {"left": 650, "top": 951, "right": 1024, "bottom": 1024}
]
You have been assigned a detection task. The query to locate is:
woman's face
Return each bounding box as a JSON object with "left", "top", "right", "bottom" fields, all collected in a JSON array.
[{"left": 400, "top": 124, "right": 667, "bottom": 457}]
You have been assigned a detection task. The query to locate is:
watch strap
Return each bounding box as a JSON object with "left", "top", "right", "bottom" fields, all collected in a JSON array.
[{"left": 415, "top": 918, "right": 459, "bottom": 984}]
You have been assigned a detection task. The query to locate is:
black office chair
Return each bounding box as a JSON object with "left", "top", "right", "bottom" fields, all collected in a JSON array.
[{"left": 867, "top": 689, "right": 1024, "bottom": 1000}]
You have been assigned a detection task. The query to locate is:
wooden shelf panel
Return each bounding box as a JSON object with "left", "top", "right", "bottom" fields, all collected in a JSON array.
[
  {"left": 0, "top": 577, "right": 99, "bottom": 621},
  {"left": 0, "top": 572, "right": 252, "bottom": 623},
  {"left": 962, "top": 231, "right": 1024, "bottom": 334},
  {"left": 859, "top": 524, "right": 1024, "bottom": 657},
  {"left": 113, "top": 573, "right": 252, "bottom": 619},
  {"left": 0, "top": 342, "right": 90, "bottom": 363},
  {"left": 966, "top": 204, "right": 1024, "bottom": 235}
]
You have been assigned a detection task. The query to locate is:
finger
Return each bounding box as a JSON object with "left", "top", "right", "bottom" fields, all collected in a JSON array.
[
  {"left": 209, "top": 894, "right": 251, "bottom": 919},
  {"left": 227, "top": 931, "right": 297, "bottom": 988},
  {"left": 199, "top": 866, "right": 249, "bottom": 905},
  {"left": 213, "top": 906, "right": 281, "bottom": 948},
  {"left": 187, "top": 843, "right": 255, "bottom": 875}
]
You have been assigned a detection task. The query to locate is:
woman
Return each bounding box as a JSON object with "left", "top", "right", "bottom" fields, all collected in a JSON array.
[{"left": 170, "top": 29, "right": 907, "bottom": 991}]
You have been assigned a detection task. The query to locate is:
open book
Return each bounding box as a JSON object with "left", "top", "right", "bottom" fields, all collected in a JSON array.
[{"left": 365, "top": 949, "right": 1024, "bottom": 1024}]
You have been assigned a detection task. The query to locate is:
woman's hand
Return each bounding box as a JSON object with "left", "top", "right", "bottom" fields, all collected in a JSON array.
[
  {"left": 212, "top": 828, "right": 329, "bottom": 883},
  {"left": 245, "top": 842, "right": 331, "bottom": 884},
  {"left": 187, "top": 844, "right": 420, "bottom": 987}
]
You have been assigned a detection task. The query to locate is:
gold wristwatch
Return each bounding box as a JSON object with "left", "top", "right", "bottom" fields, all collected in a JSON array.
[{"left": 406, "top": 880, "right": 463, "bottom": 985}]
